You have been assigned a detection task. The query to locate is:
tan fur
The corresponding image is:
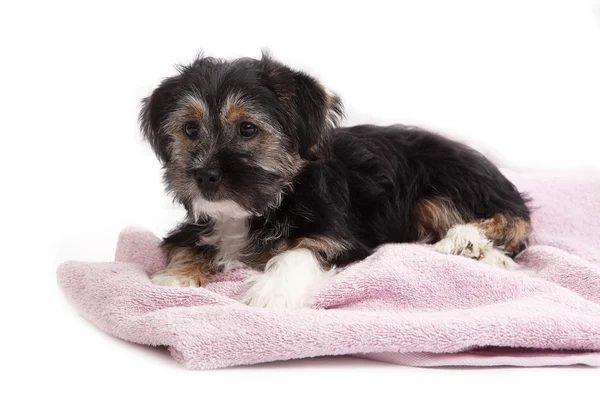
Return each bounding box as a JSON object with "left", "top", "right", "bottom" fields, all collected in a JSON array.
[
  {"left": 290, "top": 236, "right": 350, "bottom": 265},
  {"left": 222, "top": 98, "right": 247, "bottom": 122},
  {"left": 165, "top": 95, "right": 210, "bottom": 162},
  {"left": 416, "top": 197, "right": 530, "bottom": 253},
  {"left": 159, "top": 245, "right": 213, "bottom": 287},
  {"left": 219, "top": 93, "right": 279, "bottom": 132},
  {"left": 220, "top": 93, "right": 254, "bottom": 123},
  {"left": 255, "top": 128, "right": 302, "bottom": 175},
  {"left": 475, "top": 214, "right": 531, "bottom": 254},
  {"left": 415, "top": 197, "right": 464, "bottom": 242},
  {"left": 166, "top": 95, "right": 208, "bottom": 132},
  {"left": 184, "top": 95, "right": 208, "bottom": 120}
]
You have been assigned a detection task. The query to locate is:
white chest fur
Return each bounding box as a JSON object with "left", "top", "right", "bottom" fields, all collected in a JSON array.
[{"left": 200, "top": 217, "right": 251, "bottom": 272}]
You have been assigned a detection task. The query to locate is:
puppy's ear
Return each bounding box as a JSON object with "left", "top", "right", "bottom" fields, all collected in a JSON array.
[
  {"left": 260, "top": 54, "right": 344, "bottom": 160},
  {"left": 139, "top": 74, "right": 183, "bottom": 164}
]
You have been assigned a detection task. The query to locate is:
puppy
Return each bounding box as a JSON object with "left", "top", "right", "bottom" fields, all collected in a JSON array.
[{"left": 140, "top": 54, "right": 531, "bottom": 308}]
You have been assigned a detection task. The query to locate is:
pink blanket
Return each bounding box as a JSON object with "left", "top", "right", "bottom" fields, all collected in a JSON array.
[{"left": 57, "top": 170, "right": 600, "bottom": 369}]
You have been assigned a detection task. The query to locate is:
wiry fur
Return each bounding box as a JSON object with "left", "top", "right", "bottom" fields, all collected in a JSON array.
[{"left": 141, "top": 53, "right": 531, "bottom": 308}]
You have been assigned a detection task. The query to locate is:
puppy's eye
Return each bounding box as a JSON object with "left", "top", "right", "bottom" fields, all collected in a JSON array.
[
  {"left": 184, "top": 122, "right": 200, "bottom": 139},
  {"left": 239, "top": 122, "right": 258, "bottom": 138}
]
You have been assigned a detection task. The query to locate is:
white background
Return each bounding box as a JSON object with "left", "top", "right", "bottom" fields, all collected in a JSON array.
[{"left": 1, "top": 0, "right": 599, "bottom": 399}]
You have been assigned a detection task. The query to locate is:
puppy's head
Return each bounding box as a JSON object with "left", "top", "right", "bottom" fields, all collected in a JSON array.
[{"left": 140, "top": 54, "right": 343, "bottom": 219}]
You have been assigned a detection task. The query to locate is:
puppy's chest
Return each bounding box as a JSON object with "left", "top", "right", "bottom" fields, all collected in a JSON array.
[
  {"left": 199, "top": 218, "right": 251, "bottom": 271},
  {"left": 198, "top": 216, "right": 293, "bottom": 271}
]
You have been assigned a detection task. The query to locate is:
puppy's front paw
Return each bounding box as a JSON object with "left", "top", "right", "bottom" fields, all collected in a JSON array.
[
  {"left": 239, "top": 273, "right": 309, "bottom": 309},
  {"left": 239, "top": 248, "right": 332, "bottom": 309},
  {"left": 150, "top": 270, "right": 201, "bottom": 288}
]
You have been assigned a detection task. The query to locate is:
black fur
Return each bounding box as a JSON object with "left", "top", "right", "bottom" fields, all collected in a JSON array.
[
  {"left": 273, "top": 124, "right": 531, "bottom": 265},
  {"left": 163, "top": 125, "right": 530, "bottom": 270},
  {"left": 140, "top": 54, "right": 343, "bottom": 216},
  {"left": 140, "top": 55, "right": 342, "bottom": 163},
  {"left": 141, "top": 54, "right": 530, "bottom": 272}
]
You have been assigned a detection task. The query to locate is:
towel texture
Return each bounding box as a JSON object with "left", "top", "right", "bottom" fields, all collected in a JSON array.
[{"left": 57, "top": 170, "right": 600, "bottom": 369}]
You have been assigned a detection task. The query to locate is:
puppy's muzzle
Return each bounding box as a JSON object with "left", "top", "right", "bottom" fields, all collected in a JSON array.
[{"left": 194, "top": 168, "right": 221, "bottom": 189}]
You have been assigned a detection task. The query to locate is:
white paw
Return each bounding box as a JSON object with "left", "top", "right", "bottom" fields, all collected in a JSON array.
[
  {"left": 434, "top": 224, "right": 515, "bottom": 269},
  {"left": 150, "top": 270, "right": 200, "bottom": 287},
  {"left": 434, "top": 224, "right": 489, "bottom": 259},
  {"left": 239, "top": 248, "right": 332, "bottom": 309},
  {"left": 479, "top": 248, "right": 517, "bottom": 270},
  {"left": 240, "top": 273, "right": 309, "bottom": 309}
]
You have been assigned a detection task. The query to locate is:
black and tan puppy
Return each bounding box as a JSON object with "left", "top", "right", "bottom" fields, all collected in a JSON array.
[{"left": 140, "top": 54, "right": 531, "bottom": 308}]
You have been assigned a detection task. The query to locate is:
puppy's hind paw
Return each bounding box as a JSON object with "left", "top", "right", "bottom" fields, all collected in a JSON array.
[
  {"left": 433, "top": 224, "right": 488, "bottom": 260},
  {"left": 479, "top": 248, "right": 517, "bottom": 270},
  {"left": 433, "top": 224, "right": 517, "bottom": 270}
]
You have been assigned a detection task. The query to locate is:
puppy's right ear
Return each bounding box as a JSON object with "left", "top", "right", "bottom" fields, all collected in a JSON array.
[
  {"left": 259, "top": 53, "right": 344, "bottom": 160},
  {"left": 139, "top": 75, "right": 183, "bottom": 164}
]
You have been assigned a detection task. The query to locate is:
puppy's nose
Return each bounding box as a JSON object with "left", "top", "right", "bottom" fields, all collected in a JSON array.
[{"left": 194, "top": 168, "right": 221, "bottom": 187}]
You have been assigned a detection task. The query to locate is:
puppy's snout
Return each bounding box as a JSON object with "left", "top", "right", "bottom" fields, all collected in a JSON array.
[{"left": 194, "top": 168, "right": 222, "bottom": 188}]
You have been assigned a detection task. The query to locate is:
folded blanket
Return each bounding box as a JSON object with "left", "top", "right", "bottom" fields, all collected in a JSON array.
[{"left": 57, "top": 170, "right": 600, "bottom": 369}]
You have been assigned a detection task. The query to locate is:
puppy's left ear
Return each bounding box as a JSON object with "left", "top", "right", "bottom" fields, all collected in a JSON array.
[{"left": 261, "top": 55, "right": 344, "bottom": 160}]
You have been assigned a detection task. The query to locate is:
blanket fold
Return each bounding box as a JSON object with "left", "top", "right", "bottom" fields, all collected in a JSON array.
[{"left": 57, "top": 171, "right": 600, "bottom": 369}]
